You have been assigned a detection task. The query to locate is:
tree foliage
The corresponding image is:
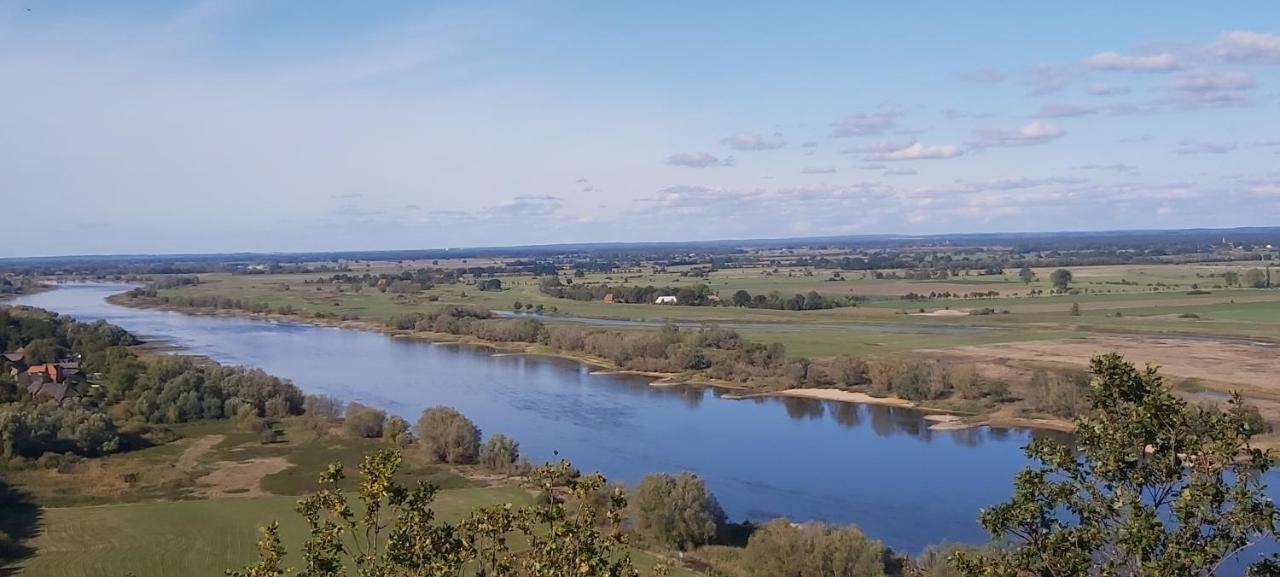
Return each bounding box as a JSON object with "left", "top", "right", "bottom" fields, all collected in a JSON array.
[
  {"left": 228, "top": 449, "right": 642, "bottom": 577},
  {"left": 415, "top": 406, "right": 481, "bottom": 464},
  {"left": 628, "top": 473, "right": 725, "bottom": 551},
  {"left": 740, "top": 520, "right": 897, "bottom": 577},
  {"left": 952, "top": 353, "right": 1280, "bottom": 577}
]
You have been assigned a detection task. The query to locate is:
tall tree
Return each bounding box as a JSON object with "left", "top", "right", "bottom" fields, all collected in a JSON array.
[
  {"left": 1050, "top": 268, "right": 1073, "bottom": 292},
  {"left": 952, "top": 354, "right": 1280, "bottom": 577},
  {"left": 1017, "top": 266, "right": 1036, "bottom": 285}
]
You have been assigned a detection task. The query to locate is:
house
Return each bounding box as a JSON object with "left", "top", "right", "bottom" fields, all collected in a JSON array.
[
  {"left": 654, "top": 295, "right": 678, "bottom": 305},
  {"left": 602, "top": 293, "right": 615, "bottom": 304},
  {"left": 26, "top": 375, "right": 79, "bottom": 404}
]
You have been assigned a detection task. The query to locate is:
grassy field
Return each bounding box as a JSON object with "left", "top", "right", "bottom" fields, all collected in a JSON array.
[
  {"left": 2, "top": 418, "right": 695, "bottom": 577},
  {"left": 150, "top": 261, "right": 1280, "bottom": 359}
]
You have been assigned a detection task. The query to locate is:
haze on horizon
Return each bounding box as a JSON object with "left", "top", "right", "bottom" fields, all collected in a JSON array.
[{"left": 2, "top": 2, "right": 1279, "bottom": 258}]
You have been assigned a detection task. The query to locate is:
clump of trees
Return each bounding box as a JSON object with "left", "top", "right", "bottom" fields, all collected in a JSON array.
[
  {"left": 478, "top": 433, "right": 527, "bottom": 474},
  {"left": 415, "top": 406, "right": 481, "bottom": 464},
  {"left": 740, "top": 520, "right": 899, "bottom": 577},
  {"left": 629, "top": 472, "right": 725, "bottom": 551},
  {"left": 343, "top": 402, "right": 386, "bottom": 438}
]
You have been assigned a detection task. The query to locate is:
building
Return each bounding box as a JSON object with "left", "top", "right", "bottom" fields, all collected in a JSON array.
[
  {"left": 654, "top": 295, "right": 678, "bottom": 304},
  {"left": 26, "top": 377, "right": 79, "bottom": 404},
  {"left": 602, "top": 293, "right": 615, "bottom": 304}
]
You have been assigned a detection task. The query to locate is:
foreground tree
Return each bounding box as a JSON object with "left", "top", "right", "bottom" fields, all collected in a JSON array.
[
  {"left": 742, "top": 520, "right": 897, "bottom": 577},
  {"left": 952, "top": 353, "right": 1280, "bottom": 577},
  {"left": 228, "top": 449, "right": 641, "bottom": 577}
]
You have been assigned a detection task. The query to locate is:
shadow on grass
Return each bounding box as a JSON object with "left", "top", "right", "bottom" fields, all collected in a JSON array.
[{"left": 0, "top": 478, "right": 42, "bottom": 576}]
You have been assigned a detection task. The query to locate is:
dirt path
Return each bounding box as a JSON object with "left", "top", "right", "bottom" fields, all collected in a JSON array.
[{"left": 175, "top": 434, "right": 223, "bottom": 472}]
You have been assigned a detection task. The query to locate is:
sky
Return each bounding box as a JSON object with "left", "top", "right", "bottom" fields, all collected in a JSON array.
[{"left": 2, "top": 1, "right": 1280, "bottom": 257}]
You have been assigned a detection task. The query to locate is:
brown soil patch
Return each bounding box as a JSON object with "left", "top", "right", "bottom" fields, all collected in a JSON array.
[
  {"left": 927, "top": 336, "right": 1280, "bottom": 392},
  {"left": 909, "top": 309, "right": 970, "bottom": 317},
  {"left": 176, "top": 434, "right": 223, "bottom": 472},
  {"left": 193, "top": 457, "right": 291, "bottom": 498}
]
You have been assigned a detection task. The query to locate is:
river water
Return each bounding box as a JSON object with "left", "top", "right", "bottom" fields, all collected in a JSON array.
[{"left": 9, "top": 284, "right": 1272, "bottom": 570}]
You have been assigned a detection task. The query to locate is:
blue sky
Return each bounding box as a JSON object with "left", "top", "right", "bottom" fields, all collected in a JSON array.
[{"left": 2, "top": 1, "right": 1279, "bottom": 256}]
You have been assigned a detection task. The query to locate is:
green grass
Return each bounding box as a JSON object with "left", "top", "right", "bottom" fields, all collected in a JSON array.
[
  {"left": 13, "top": 488, "right": 693, "bottom": 577},
  {"left": 147, "top": 265, "right": 1280, "bottom": 359}
]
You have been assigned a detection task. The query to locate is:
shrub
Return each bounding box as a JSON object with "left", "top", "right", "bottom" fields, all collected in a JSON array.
[
  {"left": 383, "top": 416, "right": 411, "bottom": 447},
  {"left": 478, "top": 433, "right": 521, "bottom": 473},
  {"left": 344, "top": 402, "right": 387, "bottom": 439},
  {"left": 302, "top": 394, "right": 343, "bottom": 421},
  {"left": 740, "top": 520, "right": 894, "bottom": 577},
  {"left": 415, "top": 406, "right": 481, "bottom": 464},
  {"left": 629, "top": 472, "right": 725, "bottom": 551}
]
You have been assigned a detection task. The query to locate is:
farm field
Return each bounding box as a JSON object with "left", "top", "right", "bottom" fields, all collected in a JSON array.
[{"left": 142, "top": 260, "right": 1280, "bottom": 361}]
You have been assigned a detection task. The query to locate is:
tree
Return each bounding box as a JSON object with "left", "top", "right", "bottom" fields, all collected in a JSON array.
[
  {"left": 1244, "top": 268, "right": 1267, "bottom": 289},
  {"left": 952, "top": 354, "right": 1280, "bottom": 576},
  {"left": 1050, "top": 268, "right": 1073, "bottom": 292},
  {"left": 229, "top": 450, "right": 641, "bottom": 577},
  {"left": 731, "top": 289, "right": 752, "bottom": 307},
  {"left": 1069, "top": 301, "right": 1081, "bottom": 316},
  {"left": 629, "top": 473, "right": 725, "bottom": 551},
  {"left": 1017, "top": 266, "right": 1036, "bottom": 285},
  {"left": 343, "top": 402, "right": 386, "bottom": 438},
  {"left": 1223, "top": 270, "right": 1240, "bottom": 286},
  {"left": 415, "top": 406, "right": 481, "bottom": 464},
  {"left": 741, "top": 520, "right": 896, "bottom": 577},
  {"left": 478, "top": 433, "right": 521, "bottom": 473}
]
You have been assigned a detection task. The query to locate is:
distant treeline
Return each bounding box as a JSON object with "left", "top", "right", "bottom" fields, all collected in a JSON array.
[{"left": 538, "top": 277, "right": 857, "bottom": 310}]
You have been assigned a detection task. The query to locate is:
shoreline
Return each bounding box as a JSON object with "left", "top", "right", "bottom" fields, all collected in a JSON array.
[{"left": 105, "top": 292, "right": 1077, "bottom": 434}]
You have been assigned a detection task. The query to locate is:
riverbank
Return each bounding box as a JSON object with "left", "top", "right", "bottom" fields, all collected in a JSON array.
[{"left": 107, "top": 291, "right": 1078, "bottom": 434}]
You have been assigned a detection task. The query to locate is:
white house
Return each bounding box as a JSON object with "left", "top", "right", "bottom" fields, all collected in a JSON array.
[{"left": 654, "top": 295, "right": 678, "bottom": 304}]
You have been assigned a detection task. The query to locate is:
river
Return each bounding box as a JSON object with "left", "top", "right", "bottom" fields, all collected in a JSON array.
[{"left": 8, "top": 284, "right": 1270, "bottom": 570}]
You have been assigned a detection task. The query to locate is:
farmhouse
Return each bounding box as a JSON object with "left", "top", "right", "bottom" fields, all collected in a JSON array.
[{"left": 654, "top": 295, "right": 678, "bottom": 304}]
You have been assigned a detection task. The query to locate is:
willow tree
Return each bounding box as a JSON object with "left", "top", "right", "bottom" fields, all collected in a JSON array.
[{"left": 952, "top": 353, "right": 1280, "bottom": 576}]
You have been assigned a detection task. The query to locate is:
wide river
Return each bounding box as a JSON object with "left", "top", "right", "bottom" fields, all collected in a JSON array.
[{"left": 11, "top": 283, "right": 1273, "bottom": 570}]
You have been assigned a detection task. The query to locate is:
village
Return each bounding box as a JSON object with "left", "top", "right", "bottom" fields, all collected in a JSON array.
[{"left": 1, "top": 347, "right": 84, "bottom": 404}]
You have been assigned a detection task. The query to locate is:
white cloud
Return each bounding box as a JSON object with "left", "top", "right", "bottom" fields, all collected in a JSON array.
[
  {"left": 870, "top": 142, "right": 963, "bottom": 161},
  {"left": 1170, "top": 70, "right": 1255, "bottom": 105},
  {"left": 800, "top": 166, "right": 837, "bottom": 174},
  {"left": 1211, "top": 31, "right": 1280, "bottom": 64},
  {"left": 720, "top": 132, "right": 787, "bottom": 151},
  {"left": 971, "top": 120, "right": 1066, "bottom": 148},
  {"left": 1034, "top": 102, "right": 1098, "bottom": 118},
  {"left": 1025, "top": 65, "right": 1075, "bottom": 95},
  {"left": 1087, "top": 51, "right": 1180, "bottom": 72},
  {"left": 829, "top": 109, "right": 902, "bottom": 137},
  {"left": 884, "top": 168, "right": 917, "bottom": 176},
  {"left": 1077, "top": 163, "right": 1140, "bottom": 176},
  {"left": 1087, "top": 83, "right": 1130, "bottom": 96},
  {"left": 959, "top": 68, "right": 1005, "bottom": 83},
  {"left": 665, "top": 152, "right": 725, "bottom": 168},
  {"left": 1174, "top": 140, "right": 1237, "bottom": 155}
]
